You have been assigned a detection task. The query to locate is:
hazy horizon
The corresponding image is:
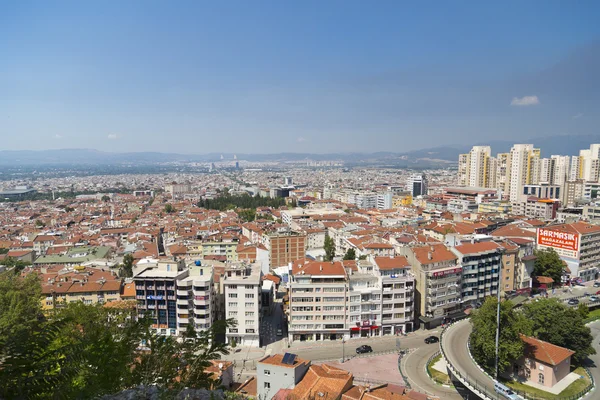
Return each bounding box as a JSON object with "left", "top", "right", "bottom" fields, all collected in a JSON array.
[{"left": 2, "top": 1, "right": 599, "bottom": 154}]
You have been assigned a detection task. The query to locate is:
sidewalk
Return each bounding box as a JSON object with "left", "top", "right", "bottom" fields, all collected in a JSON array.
[{"left": 288, "top": 329, "right": 435, "bottom": 351}]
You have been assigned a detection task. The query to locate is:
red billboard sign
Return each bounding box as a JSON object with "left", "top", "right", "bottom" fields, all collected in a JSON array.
[{"left": 537, "top": 228, "right": 579, "bottom": 252}]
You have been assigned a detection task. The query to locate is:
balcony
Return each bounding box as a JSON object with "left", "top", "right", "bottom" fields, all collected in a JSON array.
[
  {"left": 177, "top": 290, "right": 189, "bottom": 296},
  {"left": 177, "top": 299, "right": 190, "bottom": 306}
]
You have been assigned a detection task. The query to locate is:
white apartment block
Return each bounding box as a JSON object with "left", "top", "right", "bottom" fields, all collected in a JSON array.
[
  {"left": 287, "top": 259, "right": 415, "bottom": 343},
  {"left": 551, "top": 155, "right": 571, "bottom": 186},
  {"left": 377, "top": 192, "right": 393, "bottom": 210},
  {"left": 176, "top": 262, "right": 215, "bottom": 332},
  {"left": 468, "top": 146, "right": 492, "bottom": 187},
  {"left": 223, "top": 263, "right": 262, "bottom": 347},
  {"left": 508, "top": 144, "right": 539, "bottom": 202}
]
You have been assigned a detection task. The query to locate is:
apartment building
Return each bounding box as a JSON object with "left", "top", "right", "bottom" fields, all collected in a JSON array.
[
  {"left": 512, "top": 197, "right": 560, "bottom": 220},
  {"left": 523, "top": 184, "right": 561, "bottom": 200},
  {"left": 264, "top": 231, "right": 306, "bottom": 269},
  {"left": 451, "top": 242, "right": 501, "bottom": 308},
  {"left": 508, "top": 144, "right": 540, "bottom": 202},
  {"left": 288, "top": 261, "right": 348, "bottom": 342},
  {"left": 372, "top": 256, "right": 415, "bottom": 334},
  {"left": 537, "top": 222, "right": 600, "bottom": 282},
  {"left": 562, "top": 180, "right": 585, "bottom": 207},
  {"left": 223, "top": 262, "right": 262, "bottom": 347},
  {"left": 175, "top": 262, "right": 215, "bottom": 333},
  {"left": 399, "top": 244, "right": 461, "bottom": 329},
  {"left": 287, "top": 258, "right": 415, "bottom": 343},
  {"left": 42, "top": 272, "right": 122, "bottom": 311},
  {"left": 134, "top": 258, "right": 188, "bottom": 336},
  {"left": 201, "top": 235, "right": 239, "bottom": 261},
  {"left": 498, "top": 239, "right": 536, "bottom": 295}
]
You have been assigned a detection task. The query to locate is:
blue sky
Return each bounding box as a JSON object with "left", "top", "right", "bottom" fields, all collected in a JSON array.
[{"left": 1, "top": 1, "right": 599, "bottom": 153}]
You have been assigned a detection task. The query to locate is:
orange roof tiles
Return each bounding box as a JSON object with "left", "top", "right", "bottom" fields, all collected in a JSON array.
[
  {"left": 288, "top": 364, "right": 353, "bottom": 400},
  {"left": 520, "top": 334, "right": 574, "bottom": 366},
  {"left": 453, "top": 241, "right": 500, "bottom": 255},
  {"left": 374, "top": 256, "right": 410, "bottom": 270},
  {"left": 412, "top": 244, "right": 457, "bottom": 265},
  {"left": 259, "top": 353, "right": 309, "bottom": 368}
]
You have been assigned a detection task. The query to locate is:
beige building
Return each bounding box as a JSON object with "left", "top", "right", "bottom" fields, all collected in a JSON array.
[{"left": 399, "top": 244, "right": 461, "bottom": 329}]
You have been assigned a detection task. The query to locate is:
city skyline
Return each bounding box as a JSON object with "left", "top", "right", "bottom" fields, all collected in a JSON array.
[{"left": 1, "top": 1, "right": 600, "bottom": 154}]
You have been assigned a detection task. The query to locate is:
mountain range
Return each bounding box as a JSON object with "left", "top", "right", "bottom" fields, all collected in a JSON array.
[{"left": 1, "top": 135, "right": 598, "bottom": 167}]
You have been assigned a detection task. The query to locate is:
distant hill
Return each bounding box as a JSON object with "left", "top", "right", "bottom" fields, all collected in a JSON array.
[{"left": 1, "top": 135, "right": 598, "bottom": 166}]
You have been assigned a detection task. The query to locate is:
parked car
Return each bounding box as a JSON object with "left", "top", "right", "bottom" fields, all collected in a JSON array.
[
  {"left": 590, "top": 296, "right": 599, "bottom": 302},
  {"left": 424, "top": 336, "right": 439, "bottom": 344},
  {"left": 356, "top": 345, "right": 373, "bottom": 354},
  {"left": 596, "top": 290, "right": 600, "bottom": 295},
  {"left": 568, "top": 298, "right": 580, "bottom": 305},
  {"left": 594, "top": 281, "right": 600, "bottom": 288},
  {"left": 584, "top": 292, "right": 591, "bottom": 297}
]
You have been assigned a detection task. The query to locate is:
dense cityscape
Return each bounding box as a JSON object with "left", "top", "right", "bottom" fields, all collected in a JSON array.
[
  {"left": 3, "top": 2, "right": 600, "bottom": 400},
  {"left": 1, "top": 141, "right": 600, "bottom": 399}
]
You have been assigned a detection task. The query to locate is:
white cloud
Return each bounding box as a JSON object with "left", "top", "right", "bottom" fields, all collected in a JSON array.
[
  {"left": 297, "top": 137, "right": 306, "bottom": 143},
  {"left": 573, "top": 113, "right": 583, "bottom": 119},
  {"left": 107, "top": 133, "right": 118, "bottom": 140},
  {"left": 510, "top": 95, "right": 540, "bottom": 106},
  {"left": 54, "top": 134, "right": 63, "bottom": 139}
]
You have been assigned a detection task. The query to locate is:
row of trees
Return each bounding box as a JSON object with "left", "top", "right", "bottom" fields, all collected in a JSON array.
[
  {"left": 471, "top": 297, "right": 595, "bottom": 375},
  {"left": 0, "top": 271, "right": 233, "bottom": 399},
  {"left": 197, "top": 194, "right": 288, "bottom": 212}
]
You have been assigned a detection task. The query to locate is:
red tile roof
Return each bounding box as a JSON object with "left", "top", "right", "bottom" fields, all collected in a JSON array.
[
  {"left": 374, "top": 256, "right": 410, "bottom": 270},
  {"left": 520, "top": 334, "right": 574, "bottom": 366}
]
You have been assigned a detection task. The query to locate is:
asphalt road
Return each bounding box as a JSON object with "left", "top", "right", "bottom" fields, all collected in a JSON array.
[
  {"left": 289, "top": 328, "right": 441, "bottom": 362},
  {"left": 583, "top": 320, "right": 600, "bottom": 400},
  {"left": 442, "top": 320, "right": 499, "bottom": 399},
  {"left": 402, "top": 338, "right": 463, "bottom": 399}
]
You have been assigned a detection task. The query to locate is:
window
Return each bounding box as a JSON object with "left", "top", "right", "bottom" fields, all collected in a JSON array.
[
  {"left": 538, "top": 373, "right": 544, "bottom": 384},
  {"left": 245, "top": 293, "right": 254, "bottom": 299},
  {"left": 228, "top": 302, "right": 238, "bottom": 308},
  {"left": 245, "top": 285, "right": 254, "bottom": 289},
  {"left": 228, "top": 311, "right": 238, "bottom": 317},
  {"left": 245, "top": 311, "right": 254, "bottom": 317},
  {"left": 264, "top": 382, "right": 270, "bottom": 389},
  {"left": 228, "top": 293, "right": 237, "bottom": 298},
  {"left": 264, "top": 370, "right": 270, "bottom": 376},
  {"left": 245, "top": 302, "right": 253, "bottom": 308}
]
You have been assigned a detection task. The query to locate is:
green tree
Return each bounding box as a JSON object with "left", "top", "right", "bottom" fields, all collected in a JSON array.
[
  {"left": 470, "top": 297, "right": 530, "bottom": 376},
  {"left": 533, "top": 248, "right": 565, "bottom": 286},
  {"left": 324, "top": 235, "right": 335, "bottom": 261},
  {"left": 522, "top": 298, "right": 595, "bottom": 365},
  {"left": 164, "top": 203, "right": 176, "bottom": 213},
  {"left": 358, "top": 254, "right": 368, "bottom": 260},
  {"left": 237, "top": 209, "right": 256, "bottom": 222},
  {"left": 0, "top": 257, "right": 31, "bottom": 272},
  {"left": 101, "top": 195, "right": 111, "bottom": 202},
  {"left": 343, "top": 248, "right": 356, "bottom": 260},
  {"left": 35, "top": 219, "right": 45, "bottom": 228},
  {"left": 119, "top": 253, "right": 134, "bottom": 278}
]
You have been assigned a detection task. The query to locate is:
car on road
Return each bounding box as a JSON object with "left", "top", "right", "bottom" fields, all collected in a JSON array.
[
  {"left": 590, "top": 296, "right": 599, "bottom": 302},
  {"left": 356, "top": 345, "right": 373, "bottom": 354},
  {"left": 568, "top": 298, "right": 580, "bottom": 305},
  {"left": 594, "top": 281, "right": 600, "bottom": 288},
  {"left": 424, "top": 336, "right": 439, "bottom": 344}
]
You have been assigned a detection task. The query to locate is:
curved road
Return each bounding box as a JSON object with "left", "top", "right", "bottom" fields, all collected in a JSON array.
[
  {"left": 442, "top": 319, "right": 500, "bottom": 399},
  {"left": 402, "top": 340, "right": 462, "bottom": 399}
]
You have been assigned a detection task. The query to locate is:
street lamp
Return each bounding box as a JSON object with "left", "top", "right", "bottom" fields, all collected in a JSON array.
[{"left": 495, "top": 248, "right": 506, "bottom": 379}]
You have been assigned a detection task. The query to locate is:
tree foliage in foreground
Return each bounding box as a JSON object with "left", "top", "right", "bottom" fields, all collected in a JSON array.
[
  {"left": 0, "top": 271, "right": 233, "bottom": 399},
  {"left": 470, "top": 297, "right": 529, "bottom": 375}
]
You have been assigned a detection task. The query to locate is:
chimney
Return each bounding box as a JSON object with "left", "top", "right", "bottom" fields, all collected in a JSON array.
[
  {"left": 320, "top": 266, "right": 323, "bottom": 271},
  {"left": 428, "top": 252, "right": 432, "bottom": 260}
]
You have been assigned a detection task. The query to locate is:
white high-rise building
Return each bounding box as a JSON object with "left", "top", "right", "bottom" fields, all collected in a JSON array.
[
  {"left": 508, "top": 144, "right": 540, "bottom": 202},
  {"left": 468, "top": 146, "right": 492, "bottom": 187},
  {"left": 223, "top": 262, "right": 262, "bottom": 347},
  {"left": 570, "top": 156, "right": 581, "bottom": 181},
  {"left": 551, "top": 155, "right": 571, "bottom": 186},
  {"left": 580, "top": 144, "right": 600, "bottom": 182},
  {"left": 407, "top": 174, "right": 428, "bottom": 196},
  {"left": 458, "top": 146, "right": 494, "bottom": 188}
]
